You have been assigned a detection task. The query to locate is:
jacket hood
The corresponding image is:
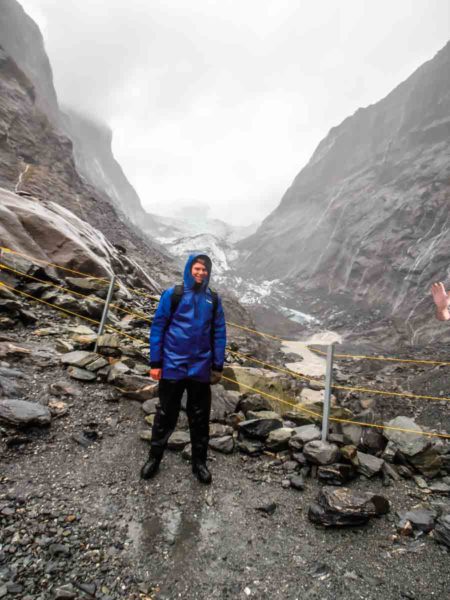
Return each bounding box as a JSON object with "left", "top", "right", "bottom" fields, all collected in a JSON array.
[{"left": 183, "top": 253, "right": 212, "bottom": 290}]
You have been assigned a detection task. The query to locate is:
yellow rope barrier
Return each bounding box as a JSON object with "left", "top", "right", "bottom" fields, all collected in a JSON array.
[
  {"left": 1, "top": 246, "right": 160, "bottom": 301},
  {"left": 221, "top": 375, "right": 450, "bottom": 440},
  {"left": 0, "top": 262, "right": 152, "bottom": 323},
  {"left": 310, "top": 346, "right": 450, "bottom": 367},
  {"left": 0, "top": 281, "right": 147, "bottom": 346},
  {"left": 1, "top": 274, "right": 449, "bottom": 440},
  {"left": 230, "top": 349, "right": 450, "bottom": 403}
]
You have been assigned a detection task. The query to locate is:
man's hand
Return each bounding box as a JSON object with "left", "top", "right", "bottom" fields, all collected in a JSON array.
[
  {"left": 210, "top": 370, "right": 222, "bottom": 385},
  {"left": 431, "top": 282, "right": 450, "bottom": 321},
  {"left": 150, "top": 368, "right": 162, "bottom": 381}
]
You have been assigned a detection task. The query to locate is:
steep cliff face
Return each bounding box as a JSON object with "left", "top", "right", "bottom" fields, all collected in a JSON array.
[
  {"left": 0, "top": 0, "right": 59, "bottom": 122},
  {"left": 239, "top": 42, "right": 450, "bottom": 344},
  {"left": 0, "top": 0, "right": 162, "bottom": 251},
  {"left": 0, "top": 8, "right": 176, "bottom": 288},
  {"left": 61, "top": 108, "right": 158, "bottom": 232}
]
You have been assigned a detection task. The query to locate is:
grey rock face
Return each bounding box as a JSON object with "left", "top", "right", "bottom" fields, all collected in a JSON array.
[
  {"left": 303, "top": 440, "right": 340, "bottom": 465},
  {"left": 308, "top": 486, "right": 390, "bottom": 527},
  {"left": 356, "top": 451, "right": 384, "bottom": 478},
  {"left": 0, "top": 399, "right": 51, "bottom": 426},
  {"left": 383, "top": 417, "right": 428, "bottom": 457},
  {"left": 238, "top": 42, "right": 450, "bottom": 346}
]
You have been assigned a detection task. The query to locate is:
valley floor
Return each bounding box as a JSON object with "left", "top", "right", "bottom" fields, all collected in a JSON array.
[{"left": 1, "top": 332, "right": 450, "bottom": 600}]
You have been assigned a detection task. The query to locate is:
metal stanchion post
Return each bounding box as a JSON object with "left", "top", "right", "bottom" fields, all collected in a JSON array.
[
  {"left": 321, "top": 342, "right": 335, "bottom": 442},
  {"left": 94, "top": 274, "right": 116, "bottom": 353}
]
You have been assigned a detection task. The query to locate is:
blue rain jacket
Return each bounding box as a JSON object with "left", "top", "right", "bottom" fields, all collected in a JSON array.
[{"left": 150, "top": 254, "right": 227, "bottom": 382}]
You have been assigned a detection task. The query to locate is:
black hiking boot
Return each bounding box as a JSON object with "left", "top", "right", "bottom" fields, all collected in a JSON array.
[
  {"left": 192, "top": 463, "right": 212, "bottom": 484},
  {"left": 140, "top": 456, "right": 161, "bottom": 480}
]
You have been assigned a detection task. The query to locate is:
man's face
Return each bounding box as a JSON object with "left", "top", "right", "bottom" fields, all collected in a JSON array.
[{"left": 191, "top": 261, "right": 208, "bottom": 284}]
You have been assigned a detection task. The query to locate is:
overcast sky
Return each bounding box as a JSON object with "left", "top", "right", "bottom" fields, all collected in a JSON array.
[{"left": 21, "top": 0, "right": 450, "bottom": 226}]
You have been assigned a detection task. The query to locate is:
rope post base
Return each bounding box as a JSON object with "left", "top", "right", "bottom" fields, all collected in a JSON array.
[
  {"left": 94, "top": 273, "right": 116, "bottom": 353},
  {"left": 321, "top": 343, "right": 335, "bottom": 442}
]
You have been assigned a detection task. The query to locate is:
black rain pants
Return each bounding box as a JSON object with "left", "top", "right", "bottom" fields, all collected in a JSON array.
[{"left": 150, "top": 378, "right": 211, "bottom": 465}]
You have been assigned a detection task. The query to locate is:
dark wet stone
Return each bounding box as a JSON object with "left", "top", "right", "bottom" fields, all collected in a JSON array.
[
  {"left": 408, "top": 446, "right": 442, "bottom": 478},
  {"left": 209, "top": 423, "right": 233, "bottom": 438},
  {"left": 255, "top": 502, "right": 277, "bottom": 515},
  {"left": 308, "top": 486, "right": 390, "bottom": 527},
  {"left": 356, "top": 451, "right": 384, "bottom": 478},
  {"left": 318, "top": 463, "right": 357, "bottom": 486},
  {"left": 60, "top": 350, "right": 98, "bottom": 368},
  {"left": 237, "top": 438, "right": 264, "bottom": 456},
  {"left": 167, "top": 430, "right": 190, "bottom": 450},
  {"left": 429, "top": 482, "right": 450, "bottom": 495},
  {"left": 290, "top": 475, "right": 305, "bottom": 490},
  {"left": 360, "top": 428, "right": 386, "bottom": 453},
  {"left": 281, "top": 411, "right": 315, "bottom": 427},
  {"left": 289, "top": 425, "right": 321, "bottom": 450},
  {"left": 303, "top": 440, "right": 340, "bottom": 465},
  {"left": 434, "top": 514, "right": 450, "bottom": 547},
  {"left": 265, "top": 427, "right": 293, "bottom": 451},
  {"left": 0, "top": 399, "right": 51, "bottom": 427},
  {"left": 397, "top": 508, "right": 437, "bottom": 533},
  {"left": 67, "top": 366, "right": 97, "bottom": 381},
  {"left": 238, "top": 416, "right": 282, "bottom": 440},
  {"left": 382, "top": 462, "right": 401, "bottom": 481},
  {"left": 238, "top": 394, "right": 272, "bottom": 415},
  {"left": 142, "top": 398, "right": 159, "bottom": 415},
  {"left": 383, "top": 417, "right": 428, "bottom": 457},
  {"left": 209, "top": 435, "right": 234, "bottom": 454},
  {"left": 122, "top": 382, "right": 159, "bottom": 401},
  {"left": 397, "top": 465, "right": 414, "bottom": 479},
  {"left": 49, "top": 543, "right": 70, "bottom": 556},
  {"left": 210, "top": 385, "right": 240, "bottom": 421}
]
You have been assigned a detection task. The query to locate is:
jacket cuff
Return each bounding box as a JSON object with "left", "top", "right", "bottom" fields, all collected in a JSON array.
[
  {"left": 212, "top": 364, "right": 223, "bottom": 372},
  {"left": 150, "top": 361, "right": 162, "bottom": 369}
]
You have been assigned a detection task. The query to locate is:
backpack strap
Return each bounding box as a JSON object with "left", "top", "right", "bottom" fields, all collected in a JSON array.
[
  {"left": 170, "top": 284, "right": 184, "bottom": 318},
  {"left": 209, "top": 288, "right": 218, "bottom": 317},
  {"left": 169, "top": 284, "right": 219, "bottom": 335}
]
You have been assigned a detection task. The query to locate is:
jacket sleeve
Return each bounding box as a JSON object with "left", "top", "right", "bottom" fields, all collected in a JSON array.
[
  {"left": 212, "top": 296, "right": 226, "bottom": 371},
  {"left": 150, "top": 289, "right": 173, "bottom": 368}
]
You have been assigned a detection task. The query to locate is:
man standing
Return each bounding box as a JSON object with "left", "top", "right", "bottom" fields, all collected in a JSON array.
[{"left": 141, "top": 254, "right": 226, "bottom": 484}]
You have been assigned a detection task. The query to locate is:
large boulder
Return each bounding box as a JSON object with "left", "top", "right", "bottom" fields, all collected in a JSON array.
[
  {"left": 383, "top": 417, "right": 442, "bottom": 477},
  {"left": 308, "top": 486, "right": 390, "bottom": 527},
  {"left": 0, "top": 399, "right": 51, "bottom": 427},
  {"left": 383, "top": 417, "right": 428, "bottom": 457}
]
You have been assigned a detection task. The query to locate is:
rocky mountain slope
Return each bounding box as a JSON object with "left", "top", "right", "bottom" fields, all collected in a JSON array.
[
  {"left": 238, "top": 42, "right": 450, "bottom": 346},
  {"left": 61, "top": 108, "right": 160, "bottom": 234},
  {"left": 0, "top": 0, "right": 178, "bottom": 290}
]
